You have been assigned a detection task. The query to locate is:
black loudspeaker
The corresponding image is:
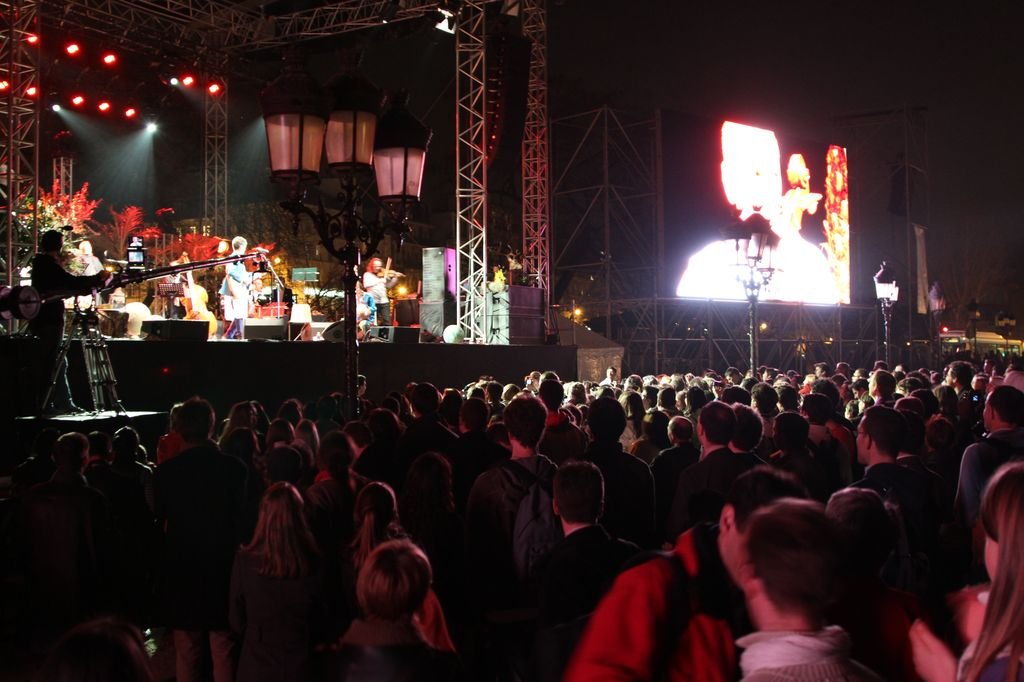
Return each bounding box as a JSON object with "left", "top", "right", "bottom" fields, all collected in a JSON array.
[
  {"left": 245, "top": 318, "right": 287, "bottom": 341},
  {"left": 365, "top": 326, "right": 420, "bottom": 344},
  {"left": 322, "top": 321, "right": 346, "bottom": 342},
  {"left": 141, "top": 319, "right": 209, "bottom": 341},
  {"left": 420, "top": 301, "right": 456, "bottom": 338},
  {"left": 394, "top": 298, "right": 420, "bottom": 326}
]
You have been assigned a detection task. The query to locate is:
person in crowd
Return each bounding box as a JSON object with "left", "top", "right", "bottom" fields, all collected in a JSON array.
[
  {"left": 399, "top": 452, "right": 463, "bottom": 623},
  {"left": 582, "top": 397, "right": 657, "bottom": 548},
  {"left": 955, "top": 384, "right": 1024, "bottom": 528},
  {"left": 332, "top": 539, "right": 460, "bottom": 681},
  {"left": 314, "top": 395, "right": 343, "bottom": 437},
  {"left": 111, "top": 426, "right": 154, "bottom": 512},
  {"left": 265, "top": 417, "right": 296, "bottom": 452},
  {"left": 652, "top": 415, "right": 700, "bottom": 541},
  {"left": 354, "top": 408, "right": 404, "bottom": 490},
  {"left": 924, "top": 414, "right": 961, "bottom": 512},
  {"left": 18, "top": 432, "right": 112, "bottom": 653},
  {"left": 450, "top": 398, "right": 511, "bottom": 514},
  {"left": 629, "top": 410, "right": 671, "bottom": 466},
  {"left": 277, "top": 398, "right": 304, "bottom": 427},
  {"left": 153, "top": 397, "right": 247, "bottom": 682},
  {"left": 566, "top": 466, "right": 807, "bottom": 681},
  {"left": 911, "top": 461, "right": 1024, "bottom": 682},
  {"left": 666, "top": 401, "right": 761, "bottom": 540},
  {"left": 732, "top": 499, "right": 882, "bottom": 681},
  {"left": 220, "top": 427, "right": 264, "bottom": 543},
  {"left": 34, "top": 616, "right": 156, "bottom": 682},
  {"left": 870, "top": 369, "right": 899, "bottom": 409},
  {"left": 619, "top": 390, "right": 646, "bottom": 450},
  {"left": 230, "top": 482, "right": 326, "bottom": 682},
  {"left": 768, "top": 411, "right": 832, "bottom": 503},
  {"left": 295, "top": 418, "right": 320, "bottom": 458},
  {"left": 851, "top": 405, "right": 937, "bottom": 593},
  {"left": 439, "top": 389, "right": 464, "bottom": 432},
  {"left": 396, "top": 383, "right": 459, "bottom": 485},
  {"left": 538, "top": 379, "right": 588, "bottom": 466},
  {"left": 599, "top": 366, "right": 618, "bottom": 387},
  {"left": 826, "top": 488, "right": 924, "bottom": 682},
  {"left": 11, "top": 427, "right": 59, "bottom": 496},
  {"left": 533, "top": 461, "right": 640, "bottom": 681}
]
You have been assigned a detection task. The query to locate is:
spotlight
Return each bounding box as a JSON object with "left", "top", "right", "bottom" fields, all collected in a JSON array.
[
  {"left": 0, "top": 80, "right": 9, "bottom": 91},
  {"left": 102, "top": 53, "right": 117, "bottom": 65},
  {"left": 71, "top": 94, "right": 85, "bottom": 106},
  {"left": 181, "top": 75, "right": 195, "bottom": 87},
  {"left": 124, "top": 107, "right": 137, "bottom": 118},
  {"left": 51, "top": 103, "right": 61, "bottom": 112},
  {"left": 65, "top": 42, "right": 80, "bottom": 56},
  {"left": 98, "top": 101, "right": 111, "bottom": 112},
  {"left": 435, "top": 9, "right": 456, "bottom": 33},
  {"left": 169, "top": 77, "right": 179, "bottom": 86},
  {"left": 207, "top": 82, "right": 222, "bottom": 95},
  {"left": 25, "top": 85, "right": 37, "bottom": 97},
  {"left": 26, "top": 34, "right": 38, "bottom": 44},
  {"left": 145, "top": 122, "right": 158, "bottom": 133}
]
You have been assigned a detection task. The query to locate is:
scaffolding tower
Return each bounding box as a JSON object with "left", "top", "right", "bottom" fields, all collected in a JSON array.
[{"left": 520, "top": 0, "right": 550, "bottom": 301}]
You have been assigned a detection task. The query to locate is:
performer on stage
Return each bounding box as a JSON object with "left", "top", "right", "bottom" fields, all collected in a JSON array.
[
  {"left": 219, "top": 237, "right": 250, "bottom": 340},
  {"left": 355, "top": 280, "right": 377, "bottom": 339},
  {"left": 30, "top": 229, "right": 113, "bottom": 413},
  {"left": 362, "top": 257, "right": 400, "bottom": 327}
]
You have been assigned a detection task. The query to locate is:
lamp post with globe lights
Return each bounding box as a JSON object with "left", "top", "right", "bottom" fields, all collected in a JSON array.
[
  {"left": 723, "top": 214, "right": 778, "bottom": 374},
  {"left": 873, "top": 261, "right": 899, "bottom": 368}
]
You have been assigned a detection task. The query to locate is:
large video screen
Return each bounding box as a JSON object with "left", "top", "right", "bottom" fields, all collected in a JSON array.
[{"left": 666, "top": 115, "right": 850, "bottom": 304}]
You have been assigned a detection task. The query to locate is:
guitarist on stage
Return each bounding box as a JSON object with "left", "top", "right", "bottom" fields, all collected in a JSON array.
[{"left": 219, "top": 237, "right": 250, "bottom": 339}]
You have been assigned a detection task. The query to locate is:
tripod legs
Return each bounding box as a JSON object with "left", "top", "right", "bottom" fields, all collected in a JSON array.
[{"left": 81, "top": 331, "right": 126, "bottom": 415}]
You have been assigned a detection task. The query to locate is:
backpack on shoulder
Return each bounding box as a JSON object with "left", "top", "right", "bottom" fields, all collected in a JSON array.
[{"left": 507, "top": 460, "right": 563, "bottom": 582}]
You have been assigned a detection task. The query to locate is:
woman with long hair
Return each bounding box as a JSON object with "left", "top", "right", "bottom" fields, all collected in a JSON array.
[
  {"left": 265, "top": 417, "right": 296, "bottom": 452},
  {"left": 219, "top": 401, "right": 255, "bottom": 445},
  {"left": 399, "top": 453, "right": 463, "bottom": 619},
  {"left": 230, "top": 482, "right": 325, "bottom": 682},
  {"left": 618, "top": 390, "right": 645, "bottom": 450},
  {"left": 629, "top": 410, "right": 671, "bottom": 466},
  {"left": 911, "top": 461, "right": 1024, "bottom": 681}
]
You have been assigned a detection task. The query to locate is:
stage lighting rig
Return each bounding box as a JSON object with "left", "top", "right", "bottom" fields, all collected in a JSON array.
[{"left": 261, "top": 52, "right": 431, "bottom": 418}]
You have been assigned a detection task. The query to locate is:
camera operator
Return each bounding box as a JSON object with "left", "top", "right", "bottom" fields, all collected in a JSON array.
[{"left": 30, "top": 228, "right": 114, "bottom": 414}]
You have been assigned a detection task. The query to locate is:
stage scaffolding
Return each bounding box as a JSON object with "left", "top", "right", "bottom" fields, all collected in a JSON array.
[
  {"left": 0, "top": 0, "right": 39, "bottom": 293},
  {"left": 520, "top": 0, "right": 550, "bottom": 301}
]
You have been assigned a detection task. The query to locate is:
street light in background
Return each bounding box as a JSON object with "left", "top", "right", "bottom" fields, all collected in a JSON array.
[
  {"left": 995, "top": 311, "right": 1016, "bottom": 355},
  {"left": 723, "top": 214, "right": 777, "bottom": 374},
  {"left": 261, "top": 51, "right": 431, "bottom": 418},
  {"left": 873, "top": 261, "right": 899, "bottom": 367}
]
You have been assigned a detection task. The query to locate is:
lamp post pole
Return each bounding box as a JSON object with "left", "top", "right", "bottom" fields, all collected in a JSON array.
[
  {"left": 880, "top": 297, "right": 894, "bottom": 367},
  {"left": 727, "top": 214, "right": 776, "bottom": 377},
  {"left": 874, "top": 261, "right": 899, "bottom": 369},
  {"left": 261, "top": 53, "right": 431, "bottom": 419}
]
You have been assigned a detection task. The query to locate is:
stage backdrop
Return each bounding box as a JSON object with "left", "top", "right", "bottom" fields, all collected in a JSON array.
[{"left": 662, "top": 113, "right": 850, "bottom": 305}]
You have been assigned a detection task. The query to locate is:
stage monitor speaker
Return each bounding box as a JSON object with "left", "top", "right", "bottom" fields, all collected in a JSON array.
[
  {"left": 321, "top": 321, "right": 347, "bottom": 342},
  {"left": 366, "top": 326, "right": 420, "bottom": 344},
  {"left": 420, "top": 300, "right": 456, "bottom": 338},
  {"left": 245, "top": 317, "right": 287, "bottom": 341},
  {"left": 140, "top": 319, "right": 209, "bottom": 341},
  {"left": 394, "top": 298, "right": 420, "bottom": 326}
]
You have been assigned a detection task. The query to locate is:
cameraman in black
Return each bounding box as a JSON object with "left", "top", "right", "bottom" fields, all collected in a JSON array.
[{"left": 30, "top": 229, "right": 113, "bottom": 414}]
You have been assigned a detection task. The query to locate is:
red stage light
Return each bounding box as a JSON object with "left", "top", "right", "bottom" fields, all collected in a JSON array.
[
  {"left": 65, "top": 43, "right": 80, "bottom": 56},
  {"left": 102, "top": 53, "right": 117, "bottom": 65},
  {"left": 124, "top": 107, "right": 137, "bottom": 118},
  {"left": 0, "top": 80, "right": 9, "bottom": 91},
  {"left": 25, "top": 85, "right": 38, "bottom": 97},
  {"left": 98, "top": 101, "right": 111, "bottom": 112},
  {"left": 207, "top": 82, "right": 222, "bottom": 95},
  {"left": 181, "top": 75, "right": 195, "bottom": 87},
  {"left": 26, "top": 34, "right": 38, "bottom": 44},
  {"left": 71, "top": 95, "right": 85, "bottom": 106}
]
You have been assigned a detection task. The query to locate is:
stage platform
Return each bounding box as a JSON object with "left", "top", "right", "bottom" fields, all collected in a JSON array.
[{"left": 0, "top": 336, "right": 577, "bottom": 449}]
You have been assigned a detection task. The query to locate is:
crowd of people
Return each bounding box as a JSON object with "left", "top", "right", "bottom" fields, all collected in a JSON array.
[{"left": 5, "top": 355, "right": 1024, "bottom": 681}]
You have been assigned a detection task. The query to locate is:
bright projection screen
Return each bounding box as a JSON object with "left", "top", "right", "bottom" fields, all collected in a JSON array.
[{"left": 666, "top": 115, "right": 850, "bottom": 305}]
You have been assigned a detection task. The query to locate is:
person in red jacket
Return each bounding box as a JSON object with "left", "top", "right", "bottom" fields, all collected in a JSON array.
[{"left": 564, "top": 466, "right": 807, "bottom": 681}]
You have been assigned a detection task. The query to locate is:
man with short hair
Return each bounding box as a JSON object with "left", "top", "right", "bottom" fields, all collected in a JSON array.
[
  {"left": 219, "top": 236, "right": 250, "bottom": 340},
  {"left": 599, "top": 366, "right": 618, "bottom": 387},
  {"left": 395, "top": 382, "right": 459, "bottom": 482},
  {"left": 731, "top": 500, "right": 881, "bottom": 681},
  {"left": 652, "top": 416, "right": 700, "bottom": 541},
  {"left": 538, "top": 379, "right": 588, "bottom": 465},
  {"left": 583, "top": 397, "right": 656, "bottom": 548},
  {"left": 955, "top": 384, "right": 1024, "bottom": 527},
  {"left": 451, "top": 397, "right": 510, "bottom": 513},
  {"left": 566, "top": 467, "right": 808, "bottom": 681},
  {"left": 154, "top": 397, "right": 247, "bottom": 682},
  {"left": 869, "top": 369, "right": 898, "bottom": 408},
  {"left": 666, "top": 401, "right": 760, "bottom": 540}
]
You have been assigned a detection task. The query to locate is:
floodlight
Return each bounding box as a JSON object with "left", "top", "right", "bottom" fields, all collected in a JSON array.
[
  {"left": 102, "top": 53, "right": 117, "bottom": 65},
  {"left": 145, "top": 122, "right": 158, "bottom": 133},
  {"left": 65, "top": 43, "right": 80, "bottom": 55}
]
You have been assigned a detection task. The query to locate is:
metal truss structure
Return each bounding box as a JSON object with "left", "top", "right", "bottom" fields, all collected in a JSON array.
[
  {"left": 203, "top": 58, "right": 228, "bottom": 233},
  {"left": 1, "top": 0, "right": 39, "bottom": 290},
  {"left": 552, "top": 107, "right": 659, "bottom": 366},
  {"left": 52, "top": 154, "right": 71, "bottom": 196},
  {"left": 655, "top": 300, "right": 879, "bottom": 375},
  {"left": 454, "top": 0, "right": 488, "bottom": 342},
  {"left": 519, "top": 0, "right": 549, "bottom": 301}
]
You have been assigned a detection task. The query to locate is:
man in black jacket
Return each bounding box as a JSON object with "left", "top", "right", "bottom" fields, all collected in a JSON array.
[
  {"left": 583, "top": 397, "right": 657, "bottom": 548},
  {"left": 154, "top": 397, "right": 247, "bottom": 682},
  {"left": 29, "top": 229, "right": 112, "bottom": 413}
]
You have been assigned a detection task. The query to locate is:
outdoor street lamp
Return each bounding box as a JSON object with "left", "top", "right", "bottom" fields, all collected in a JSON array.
[
  {"left": 874, "top": 261, "right": 899, "bottom": 367},
  {"left": 724, "top": 214, "right": 777, "bottom": 374},
  {"left": 261, "top": 53, "right": 432, "bottom": 418}
]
